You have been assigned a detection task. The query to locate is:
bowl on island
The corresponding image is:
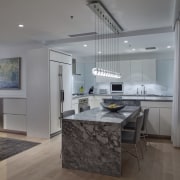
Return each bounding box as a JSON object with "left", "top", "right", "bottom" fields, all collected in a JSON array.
[{"left": 100, "top": 102, "right": 125, "bottom": 112}]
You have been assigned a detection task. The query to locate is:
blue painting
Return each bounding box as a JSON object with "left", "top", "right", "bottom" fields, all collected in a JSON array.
[{"left": 0, "top": 57, "right": 21, "bottom": 89}]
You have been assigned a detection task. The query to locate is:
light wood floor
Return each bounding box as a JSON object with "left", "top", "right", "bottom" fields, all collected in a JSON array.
[{"left": 0, "top": 132, "right": 180, "bottom": 180}]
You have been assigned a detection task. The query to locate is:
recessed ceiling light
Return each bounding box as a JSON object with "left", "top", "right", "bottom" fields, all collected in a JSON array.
[
  {"left": 124, "top": 40, "right": 128, "bottom": 43},
  {"left": 98, "top": 51, "right": 102, "bottom": 54},
  {"left": 132, "top": 48, "right": 136, "bottom": 51},
  {"left": 167, "top": 45, "right": 171, "bottom": 49},
  {"left": 83, "top": 44, "right": 88, "bottom": 47},
  {"left": 18, "top": 24, "right": 24, "bottom": 28}
]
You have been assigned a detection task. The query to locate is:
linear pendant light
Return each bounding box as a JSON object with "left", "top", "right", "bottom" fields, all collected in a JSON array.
[{"left": 88, "top": 0, "right": 123, "bottom": 79}]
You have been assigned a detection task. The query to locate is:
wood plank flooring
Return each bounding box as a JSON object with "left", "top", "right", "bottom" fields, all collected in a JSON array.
[{"left": 0, "top": 132, "right": 180, "bottom": 180}]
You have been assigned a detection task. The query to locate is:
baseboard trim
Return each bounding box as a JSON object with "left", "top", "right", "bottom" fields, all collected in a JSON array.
[
  {"left": 147, "top": 134, "right": 171, "bottom": 139},
  {"left": 50, "top": 130, "right": 62, "bottom": 138},
  {"left": 0, "top": 129, "right": 27, "bottom": 135}
]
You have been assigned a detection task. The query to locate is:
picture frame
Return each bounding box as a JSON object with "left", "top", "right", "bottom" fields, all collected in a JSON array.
[{"left": 0, "top": 57, "right": 21, "bottom": 89}]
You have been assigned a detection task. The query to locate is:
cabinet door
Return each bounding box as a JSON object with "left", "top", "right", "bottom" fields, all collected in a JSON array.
[
  {"left": 142, "top": 60, "right": 156, "bottom": 83},
  {"left": 120, "top": 60, "right": 131, "bottom": 82},
  {"left": 3, "top": 114, "right": 26, "bottom": 132},
  {"left": 131, "top": 60, "right": 143, "bottom": 82},
  {"left": 62, "top": 63, "right": 72, "bottom": 111},
  {"left": 50, "top": 61, "right": 61, "bottom": 134},
  {"left": 50, "top": 61, "right": 72, "bottom": 134},
  {"left": 72, "top": 103, "right": 79, "bottom": 114},
  {"left": 147, "top": 108, "right": 159, "bottom": 135},
  {"left": 159, "top": 108, "right": 172, "bottom": 136}
]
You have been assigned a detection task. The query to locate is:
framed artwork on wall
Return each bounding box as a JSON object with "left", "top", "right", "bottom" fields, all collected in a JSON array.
[{"left": 0, "top": 57, "right": 21, "bottom": 89}]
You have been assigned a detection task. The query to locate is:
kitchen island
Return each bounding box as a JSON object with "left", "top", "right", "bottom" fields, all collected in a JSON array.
[{"left": 62, "top": 106, "right": 140, "bottom": 177}]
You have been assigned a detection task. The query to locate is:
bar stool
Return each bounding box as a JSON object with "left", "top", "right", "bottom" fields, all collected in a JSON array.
[
  {"left": 122, "top": 114, "right": 144, "bottom": 170},
  {"left": 124, "top": 108, "right": 149, "bottom": 149}
]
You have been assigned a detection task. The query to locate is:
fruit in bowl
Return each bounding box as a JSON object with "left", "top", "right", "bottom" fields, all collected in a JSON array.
[
  {"left": 108, "top": 103, "right": 119, "bottom": 109},
  {"left": 100, "top": 102, "right": 124, "bottom": 112}
]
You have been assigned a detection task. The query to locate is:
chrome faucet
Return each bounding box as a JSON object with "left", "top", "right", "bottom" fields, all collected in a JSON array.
[
  {"left": 136, "top": 88, "right": 139, "bottom": 95},
  {"left": 141, "top": 84, "right": 146, "bottom": 95}
]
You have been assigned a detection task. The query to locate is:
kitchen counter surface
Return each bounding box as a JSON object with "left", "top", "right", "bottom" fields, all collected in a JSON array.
[
  {"left": 72, "top": 94, "right": 173, "bottom": 101},
  {"left": 63, "top": 106, "right": 140, "bottom": 124}
]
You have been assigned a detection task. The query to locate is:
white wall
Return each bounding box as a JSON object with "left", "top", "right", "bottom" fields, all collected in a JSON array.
[{"left": 27, "top": 48, "right": 50, "bottom": 138}]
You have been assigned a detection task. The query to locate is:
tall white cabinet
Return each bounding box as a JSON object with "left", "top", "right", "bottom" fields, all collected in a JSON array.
[
  {"left": 27, "top": 48, "right": 72, "bottom": 138},
  {"left": 49, "top": 51, "right": 72, "bottom": 135}
]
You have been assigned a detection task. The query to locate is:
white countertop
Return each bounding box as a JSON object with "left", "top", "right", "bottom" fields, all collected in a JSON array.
[{"left": 72, "top": 94, "right": 173, "bottom": 101}]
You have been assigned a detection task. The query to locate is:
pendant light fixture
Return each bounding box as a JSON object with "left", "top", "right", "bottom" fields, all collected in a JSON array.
[{"left": 88, "top": 0, "right": 123, "bottom": 79}]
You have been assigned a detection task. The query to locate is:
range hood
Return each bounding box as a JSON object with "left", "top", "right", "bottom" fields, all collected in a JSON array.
[{"left": 72, "top": 59, "right": 81, "bottom": 75}]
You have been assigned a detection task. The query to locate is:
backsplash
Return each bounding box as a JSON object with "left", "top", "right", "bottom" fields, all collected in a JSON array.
[{"left": 95, "top": 82, "right": 173, "bottom": 96}]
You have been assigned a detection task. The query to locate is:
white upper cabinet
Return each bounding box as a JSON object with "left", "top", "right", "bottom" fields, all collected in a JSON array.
[
  {"left": 130, "top": 59, "right": 156, "bottom": 83},
  {"left": 49, "top": 50, "right": 72, "bottom": 64},
  {"left": 95, "top": 59, "right": 156, "bottom": 83},
  {"left": 142, "top": 59, "right": 156, "bottom": 83},
  {"left": 131, "top": 60, "right": 143, "bottom": 82},
  {"left": 120, "top": 60, "right": 131, "bottom": 82}
]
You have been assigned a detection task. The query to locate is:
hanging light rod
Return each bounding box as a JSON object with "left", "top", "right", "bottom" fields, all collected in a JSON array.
[{"left": 87, "top": 0, "right": 124, "bottom": 33}]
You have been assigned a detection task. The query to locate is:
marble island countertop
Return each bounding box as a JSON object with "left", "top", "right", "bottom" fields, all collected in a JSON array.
[
  {"left": 63, "top": 106, "right": 140, "bottom": 124},
  {"left": 62, "top": 105, "right": 140, "bottom": 176}
]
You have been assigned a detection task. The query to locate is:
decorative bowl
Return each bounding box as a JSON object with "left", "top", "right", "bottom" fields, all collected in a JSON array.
[{"left": 100, "top": 102, "right": 125, "bottom": 112}]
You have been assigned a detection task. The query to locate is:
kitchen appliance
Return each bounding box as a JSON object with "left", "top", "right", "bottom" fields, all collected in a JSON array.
[
  {"left": 78, "top": 98, "right": 89, "bottom": 113},
  {"left": 99, "top": 89, "right": 107, "bottom": 94},
  {"left": 110, "top": 82, "right": 123, "bottom": 93}
]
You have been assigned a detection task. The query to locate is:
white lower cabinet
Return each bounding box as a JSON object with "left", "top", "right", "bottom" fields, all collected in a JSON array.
[
  {"left": 72, "top": 98, "right": 79, "bottom": 114},
  {"left": 2, "top": 98, "right": 27, "bottom": 132},
  {"left": 3, "top": 114, "right": 26, "bottom": 131},
  {"left": 141, "top": 101, "right": 172, "bottom": 136},
  {"left": 159, "top": 108, "right": 172, "bottom": 136},
  {"left": 147, "top": 108, "right": 159, "bottom": 135},
  {"left": 88, "top": 96, "right": 95, "bottom": 109}
]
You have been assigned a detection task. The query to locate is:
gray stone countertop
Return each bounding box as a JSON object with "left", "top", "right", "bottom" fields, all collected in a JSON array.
[
  {"left": 63, "top": 106, "right": 140, "bottom": 124},
  {"left": 72, "top": 94, "right": 173, "bottom": 101}
]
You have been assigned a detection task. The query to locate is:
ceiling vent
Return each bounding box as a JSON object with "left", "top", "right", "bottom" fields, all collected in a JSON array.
[
  {"left": 145, "top": 47, "right": 157, "bottom": 50},
  {"left": 69, "top": 32, "right": 97, "bottom": 37}
]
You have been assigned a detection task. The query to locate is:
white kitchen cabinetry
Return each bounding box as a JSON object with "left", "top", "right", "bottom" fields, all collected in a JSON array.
[
  {"left": 147, "top": 108, "right": 159, "bottom": 135},
  {"left": 50, "top": 54, "right": 72, "bottom": 135},
  {"left": 159, "top": 108, "right": 172, "bottom": 136},
  {"left": 72, "top": 99, "right": 79, "bottom": 114},
  {"left": 88, "top": 96, "right": 95, "bottom": 109},
  {"left": 141, "top": 101, "right": 172, "bottom": 136},
  {"left": 131, "top": 60, "right": 143, "bottom": 82},
  {"left": 3, "top": 99, "right": 27, "bottom": 132},
  {"left": 27, "top": 48, "right": 72, "bottom": 138},
  {"left": 95, "top": 59, "right": 156, "bottom": 83},
  {"left": 120, "top": 60, "right": 131, "bottom": 82},
  {"left": 142, "top": 59, "right": 156, "bottom": 83}
]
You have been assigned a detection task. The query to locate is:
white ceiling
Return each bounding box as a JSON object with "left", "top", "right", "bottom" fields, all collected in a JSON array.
[
  {"left": 0, "top": 0, "right": 177, "bottom": 46},
  {"left": 101, "top": 0, "right": 175, "bottom": 31},
  {"left": 57, "top": 32, "right": 174, "bottom": 57}
]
